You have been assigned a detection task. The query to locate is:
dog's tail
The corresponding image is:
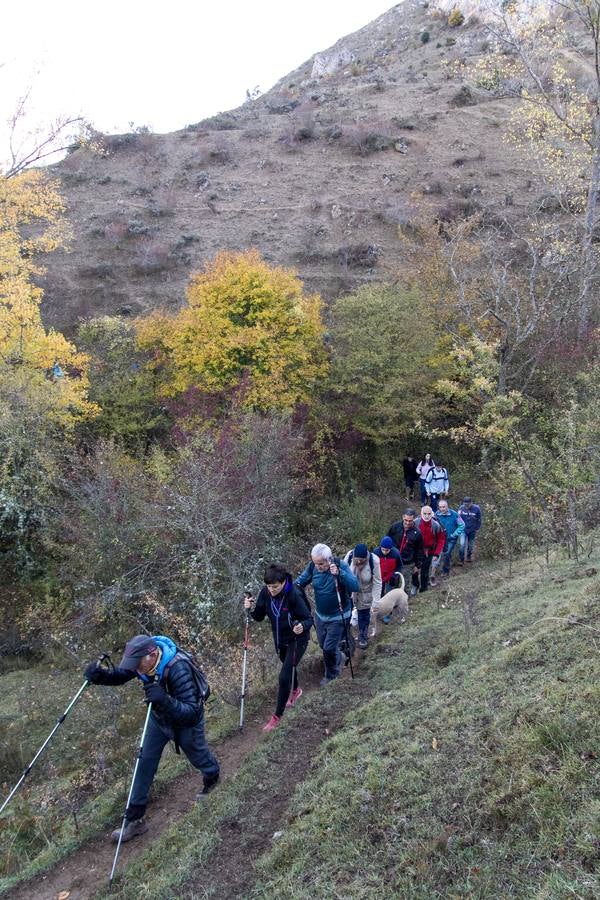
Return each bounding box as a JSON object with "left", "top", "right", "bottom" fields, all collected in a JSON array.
[{"left": 398, "top": 572, "right": 405, "bottom": 593}]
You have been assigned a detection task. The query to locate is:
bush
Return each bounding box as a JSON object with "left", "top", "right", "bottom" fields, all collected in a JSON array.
[
  {"left": 448, "top": 8, "right": 465, "bottom": 27},
  {"left": 420, "top": 31, "right": 431, "bottom": 44}
]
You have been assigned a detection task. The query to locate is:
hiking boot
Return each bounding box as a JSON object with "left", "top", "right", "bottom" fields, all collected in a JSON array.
[
  {"left": 197, "top": 774, "right": 220, "bottom": 798},
  {"left": 359, "top": 638, "right": 368, "bottom": 650},
  {"left": 382, "top": 614, "right": 392, "bottom": 624},
  {"left": 441, "top": 571, "right": 450, "bottom": 578},
  {"left": 111, "top": 818, "right": 148, "bottom": 843},
  {"left": 262, "top": 714, "right": 281, "bottom": 732},
  {"left": 286, "top": 687, "right": 302, "bottom": 708},
  {"left": 410, "top": 585, "right": 418, "bottom": 598},
  {"left": 429, "top": 575, "right": 437, "bottom": 587},
  {"left": 456, "top": 560, "right": 464, "bottom": 567},
  {"left": 319, "top": 676, "right": 335, "bottom": 686}
]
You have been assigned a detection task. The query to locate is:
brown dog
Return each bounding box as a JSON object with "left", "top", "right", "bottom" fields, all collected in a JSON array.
[{"left": 369, "top": 575, "right": 409, "bottom": 637}]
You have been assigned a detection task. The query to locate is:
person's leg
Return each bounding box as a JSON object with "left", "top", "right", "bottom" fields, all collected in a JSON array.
[
  {"left": 357, "top": 608, "right": 370, "bottom": 645},
  {"left": 430, "top": 494, "right": 439, "bottom": 512},
  {"left": 420, "top": 554, "right": 432, "bottom": 592},
  {"left": 419, "top": 479, "right": 427, "bottom": 504},
  {"left": 321, "top": 619, "right": 345, "bottom": 679},
  {"left": 459, "top": 532, "right": 466, "bottom": 562},
  {"left": 275, "top": 643, "right": 296, "bottom": 716},
  {"left": 467, "top": 532, "right": 476, "bottom": 560},
  {"left": 126, "top": 716, "right": 169, "bottom": 820},
  {"left": 442, "top": 537, "right": 458, "bottom": 573},
  {"left": 178, "top": 712, "right": 220, "bottom": 784}
]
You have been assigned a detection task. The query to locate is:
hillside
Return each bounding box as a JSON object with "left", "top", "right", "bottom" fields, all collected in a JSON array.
[
  {"left": 40, "top": 0, "right": 554, "bottom": 332},
  {"left": 1, "top": 544, "right": 599, "bottom": 899}
]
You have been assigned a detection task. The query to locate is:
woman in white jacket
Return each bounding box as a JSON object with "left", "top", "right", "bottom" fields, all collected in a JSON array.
[{"left": 416, "top": 453, "right": 435, "bottom": 504}]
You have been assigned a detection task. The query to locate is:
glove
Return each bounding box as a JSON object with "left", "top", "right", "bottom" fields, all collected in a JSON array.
[
  {"left": 144, "top": 681, "right": 167, "bottom": 706},
  {"left": 84, "top": 661, "right": 104, "bottom": 684}
]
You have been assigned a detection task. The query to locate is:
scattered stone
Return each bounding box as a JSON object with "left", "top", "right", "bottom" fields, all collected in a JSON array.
[
  {"left": 272, "top": 830, "right": 284, "bottom": 841},
  {"left": 394, "top": 140, "right": 408, "bottom": 153}
]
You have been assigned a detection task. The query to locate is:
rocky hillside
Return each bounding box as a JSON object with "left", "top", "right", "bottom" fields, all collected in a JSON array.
[{"left": 41, "top": 0, "right": 554, "bottom": 331}]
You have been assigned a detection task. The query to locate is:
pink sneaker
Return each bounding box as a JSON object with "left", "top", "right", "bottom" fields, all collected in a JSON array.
[
  {"left": 262, "top": 714, "right": 281, "bottom": 732},
  {"left": 286, "top": 687, "right": 303, "bottom": 708}
]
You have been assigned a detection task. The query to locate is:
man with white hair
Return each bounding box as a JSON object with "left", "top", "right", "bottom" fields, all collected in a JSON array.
[{"left": 296, "top": 543, "right": 360, "bottom": 684}]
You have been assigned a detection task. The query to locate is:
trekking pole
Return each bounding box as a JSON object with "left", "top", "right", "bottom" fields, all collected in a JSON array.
[
  {"left": 334, "top": 577, "right": 355, "bottom": 680},
  {"left": 0, "top": 652, "right": 111, "bottom": 817},
  {"left": 288, "top": 636, "right": 298, "bottom": 706},
  {"left": 109, "top": 701, "right": 153, "bottom": 885},
  {"left": 239, "top": 599, "right": 251, "bottom": 730}
]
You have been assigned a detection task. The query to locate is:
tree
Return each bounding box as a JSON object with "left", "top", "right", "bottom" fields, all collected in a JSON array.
[
  {"left": 327, "top": 283, "right": 441, "bottom": 444},
  {"left": 136, "top": 250, "right": 328, "bottom": 414},
  {"left": 470, "top": 0, "right": 600, "bottom": 338}
]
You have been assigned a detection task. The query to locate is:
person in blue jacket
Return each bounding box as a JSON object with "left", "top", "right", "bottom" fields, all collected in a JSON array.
[
  {"left": 458, "top": 496, "right": 482, "bottom": 563},
  {"left": 435, "top": 499, "right": 465, "bottom": 576},
  {"left": 296, "top": 543, "right": 360, "bottom": 685}
]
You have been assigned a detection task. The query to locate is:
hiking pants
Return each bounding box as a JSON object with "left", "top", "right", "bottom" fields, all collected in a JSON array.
[
  {"left": 356, "top": 607, "right": 371, "bottom": 642},
  {"left": 428, "top": 493, "right": 441, "bottom": 512},
  {"left": 275, "top": 637, "right": 309, "bottom": 717},
  {"left": 420, "top": 555, "right": 433, "bottom": 592},
  {"left": 419, "top": 478, "right": 428, "bottom": 504},
  {"left": 442, "top": 536, "right": 458, "bottom": 573},
  {"left": 126, "top": 712, "right": 219, "bottom": 820},
  {"left": 315, "top": 615, "right": 348, "bottom": 680},
  {"left": 459, "top": 532, "right": 476, "bottom": 561}
]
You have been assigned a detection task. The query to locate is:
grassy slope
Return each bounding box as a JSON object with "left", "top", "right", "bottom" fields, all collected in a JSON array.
[{"left": 107, "top": 547, "right": 599, "bottom": 899}]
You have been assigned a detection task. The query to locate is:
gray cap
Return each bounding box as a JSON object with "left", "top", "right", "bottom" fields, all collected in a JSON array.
[{"left": 119, "top": 635, "right": 157, "bottom": 671}]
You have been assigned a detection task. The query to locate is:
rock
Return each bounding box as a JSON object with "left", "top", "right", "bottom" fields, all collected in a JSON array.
[
  {"left": 311, "top": 48, "right": 356, "bottom": 79},
  {"left": 272, "top": 830, "right": 284, "bottom": 841},
  {"left": 331, "top": 204, "right": 343, "bottom": 219},
  {"left": 394, "top": 140, "right": 408, "bottom": 153}
]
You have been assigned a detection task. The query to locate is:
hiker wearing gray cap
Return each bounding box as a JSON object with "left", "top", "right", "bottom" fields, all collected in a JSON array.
[{"left": 84, "top": 634, "right": 219, "bottom": 842}]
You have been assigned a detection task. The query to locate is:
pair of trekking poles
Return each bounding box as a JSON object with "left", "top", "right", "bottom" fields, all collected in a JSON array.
[
  {"left": 238, "top": 572, "right": 354, "bottom": 730},
  {"left": 0, "top": 653, "right": 153, "bottom": 886}
]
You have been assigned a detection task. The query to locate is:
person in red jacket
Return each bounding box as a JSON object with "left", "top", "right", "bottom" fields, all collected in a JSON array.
[
  {"left": 415, "top": 505, "right": 445, "bottom": 591},
  {"left": 373, "top": 536, "right": 403, "bottom": 595}
]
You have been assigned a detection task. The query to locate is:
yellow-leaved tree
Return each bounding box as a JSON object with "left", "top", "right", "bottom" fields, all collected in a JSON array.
[
  {"left": 136, "top": 250, "right": 328, "bottom": 413},
  {"left": 0, "top": 170, "right": 96, "bottom": 424}
]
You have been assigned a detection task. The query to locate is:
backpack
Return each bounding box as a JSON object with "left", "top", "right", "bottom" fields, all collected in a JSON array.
[
  {"left": 306, "top": 557, "right": 353, "bottom": 607},
  {"left": 164, "top": 648, "right": 210, "bottom": 703}
]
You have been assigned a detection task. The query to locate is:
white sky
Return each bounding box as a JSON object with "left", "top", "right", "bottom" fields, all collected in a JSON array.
[{"left": 1, "top": 0, "right": 396, "bottom": 163}]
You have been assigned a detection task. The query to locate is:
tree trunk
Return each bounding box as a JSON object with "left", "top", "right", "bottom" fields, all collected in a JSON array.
[{"left": 579, "top": 114, "right": 600, "bottom": 341}]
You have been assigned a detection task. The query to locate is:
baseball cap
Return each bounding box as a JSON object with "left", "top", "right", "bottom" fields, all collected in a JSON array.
[{"left": 119, "top": 635, "right": 157, "bottom": 671}]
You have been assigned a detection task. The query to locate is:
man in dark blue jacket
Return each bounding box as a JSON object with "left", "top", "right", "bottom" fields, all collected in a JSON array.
[
  {"left": 84, "top": 634, "right": 219, "bottom": 842},
  {"left": 458, "top": 497, "right": 482, "bottom": 563},
  {"left": 296, "top": 543, "right": 359, "bottom": 685}
]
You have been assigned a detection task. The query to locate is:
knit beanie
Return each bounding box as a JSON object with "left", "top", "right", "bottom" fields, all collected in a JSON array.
[
  {"left": 380, "top": 536, "right": 394, "bottom": 549},
  {"left": 353, "top": 543, "right": 369, "bottom": 558}
]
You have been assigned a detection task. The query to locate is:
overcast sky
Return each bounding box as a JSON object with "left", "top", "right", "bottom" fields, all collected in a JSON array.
[{"left": 1, "top": 0, "right": 396, "bottom": 164}]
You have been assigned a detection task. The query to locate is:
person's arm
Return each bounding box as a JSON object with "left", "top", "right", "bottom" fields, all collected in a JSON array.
[
  {"left": 338, "top": 560, "right": 360, "bottom": 593},
  {"left": 452, "top": 515, "right": 465, "bottom": 538},
  {"left": 290, "top": 586, "right": 313, "bottom": 633},
  {"left": 249, "top": 587, "right": 268, "bottom": 622},
  {"left": 414, "top": 532, "right": 424, "bottom": 568},
  {"left": 150, "top": 660, "right": 202, "bottom": 727},
  {"left": 371, "top": 555, "right": 382, "bottom": 605},
  {"left": 416, "top": 461, "right": 423, "bottom": 476},
  {"left": 443, "top": 470, "right": 449, "bottom": 495},
  {"left": 433, "top": 526, "right": 446, "bottom": 557},
  {"left": 295, "top": 563, "right": 313, "bottom": 588},
  {"left": 84, "top": 662, "right": 136, "bottom": 686},
  {"left": 475, "top": 506, "right": 482, "bottom": 530}
]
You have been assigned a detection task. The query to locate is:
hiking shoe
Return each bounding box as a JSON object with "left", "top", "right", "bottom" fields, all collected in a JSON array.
[
  {"left": 197, "top": 774, "right": 220, "bottom": 798},
  {"left": 319, "top": 676, "right": 335, "bottom": 686},
  {"left": 382, "top": 614, "right": 392, "bottom": 625},
  {"left": 429, "top": 575, "right": 437, "bottom": 587},
  {"left": 111, "top": 818, "right": 148, "bottom": 843},
  {"left": 456, "top": 560, "right": 464, "bottom": 567},
  {"left": 359, "top": 638, "right": 368, "bottom": 650},
  {"left": 263, "top": 714, "right": 281, "bottom": 732},
  {"left": 286, "top": 687, "right": 303, "bottom": 708},
  {"left": 410, "top": 585, "right": 418, "bottom": 598}
]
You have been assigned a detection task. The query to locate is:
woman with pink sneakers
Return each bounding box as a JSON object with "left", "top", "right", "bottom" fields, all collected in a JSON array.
[{"left": 244, "top": 564, "right": 313, "bottom": 732}]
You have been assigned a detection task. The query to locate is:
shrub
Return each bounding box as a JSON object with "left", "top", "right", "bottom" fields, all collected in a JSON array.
[
  {"left": 448, "top": 8, "right": 465, "bottom": 27},
  {"left": 342, "top": 122, "right": 394, "bottom": 156},
  {"left": 421, "top": 31, "right": 431, "bottom": 44}
]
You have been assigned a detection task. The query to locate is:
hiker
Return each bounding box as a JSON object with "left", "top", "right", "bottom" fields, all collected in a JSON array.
[
  {"left": 402, "top": 454, "right": 419, "bottom": 500},
  {"left": 435, "top": 500, "right": 465, "bottom": 577},
  {"left": 373, "top": 536, "right": 403, "bottom": 595},
  {"left": 416, "top": 453, "right": 435, "bottom": 504},
  {"left": 344, "top": 543, "right": 382, "bottom": 649},
  {"left": 244, "top": 564, "right": 313, "bottom": 732},
  {"left": 387, "top": 508, "right": 424, "bottom": 598},
  {"left": 458, "top": 496, "right": 482, "bottom": 564},
  {"left": 296, "top": 543, "right": 359, "bottom": 685},
  {"left": 415, "top": 505, "right": 445, "bottom": 590},
  {"left": 425, "top": 461, "right": 449, "bottom": 512},
  {"left": 84, "top": 634, "right": 219, "bottom": 842}
]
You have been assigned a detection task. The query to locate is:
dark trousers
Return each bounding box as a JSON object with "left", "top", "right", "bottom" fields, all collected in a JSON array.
[
  {"left": 419, "top": 478, "right": 428, "bottom": 504},
  {"left": 420, "top": 554, "right": 433, "bottom": 592},
  {"left": 356, "top": 607, "right": 371, "bottom": 641},
  {"left": 459, "top": 532, "right": 476, "bottom": 560},
  {"left": 275, "top": 637, "right": 308, "bottom": 716},
  {"left": 442, "top": 536, "right": 458, "bottom": 573},
  {"left": 315, "top": 615, "right": 349, "bottom": 680},
  {"left": 126, "top": 712, "right": 219, "bottom": 820},
  {"left": 428, "top": 493, "right": 441, "bottom": 512}
]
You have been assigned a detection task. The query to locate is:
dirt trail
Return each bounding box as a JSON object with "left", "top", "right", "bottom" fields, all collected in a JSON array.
[{"left": 4, "top": 657, "right": 345, "bottom": 900}]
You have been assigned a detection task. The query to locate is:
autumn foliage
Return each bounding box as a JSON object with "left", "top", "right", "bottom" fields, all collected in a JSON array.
[{"left": 136, "top": 250, "right": 328, "bottom": 413}]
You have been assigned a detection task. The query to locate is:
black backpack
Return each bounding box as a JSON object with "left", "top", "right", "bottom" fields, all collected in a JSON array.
[{"left": 164, "top": 648, "right": 211, "bottom": 703}]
